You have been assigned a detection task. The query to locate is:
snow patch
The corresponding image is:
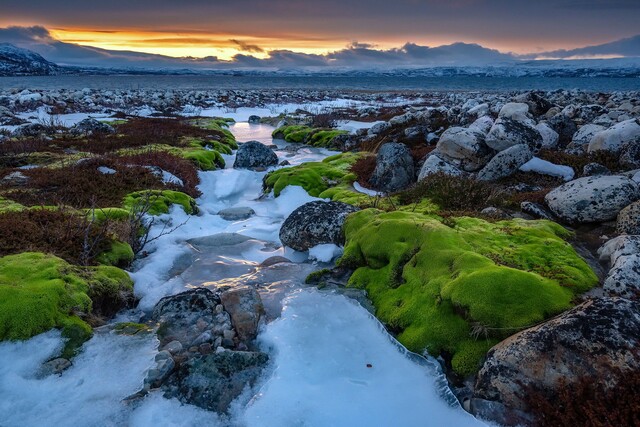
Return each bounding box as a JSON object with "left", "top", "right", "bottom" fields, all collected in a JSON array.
[
  {"left": 519, "top": 157, "right": 575, "bottom": 181},
  {"left": 308, "top": 244, "right": 343, "bottom": 263}
]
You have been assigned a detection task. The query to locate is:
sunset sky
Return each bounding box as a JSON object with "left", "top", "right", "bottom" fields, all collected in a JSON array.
[{"left": 2, "top": 0, "right": 639, "bottom": 60}]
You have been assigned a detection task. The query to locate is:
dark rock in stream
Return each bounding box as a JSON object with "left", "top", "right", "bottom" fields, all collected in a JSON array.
[{"left": 233, "top": 140, "right": 278, "bottom": 170}]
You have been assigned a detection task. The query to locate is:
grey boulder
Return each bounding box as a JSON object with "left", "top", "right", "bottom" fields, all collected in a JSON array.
[
  {"left": 368, "top": 142, "right": 415, "bottom": 192},
  {"left": 477, "top": 144, "right": 533, "bottom": 181},
  {"left": 233, "top": 141, "right": 278, "bottom": 170},
  {"left": 435, "top": 126, "right": 493, "bottom": 172},
  {"left": 485, "top": 118, "right": 542, "bottom": 152}
]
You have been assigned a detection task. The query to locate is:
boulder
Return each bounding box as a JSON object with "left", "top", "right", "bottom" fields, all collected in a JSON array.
[
  {"left": 571, "top": 124, "right": 606, "bottom": 147},
  {"left": 233, "top": 141, "right": 278, "bottom": 170},
  {"left": 603, "top": 255, "right": 640, "bottom": 298},
  {"left": 220, "top": 286, "right": 264, "bottom": 343},
  {"left": 513, "top": 92, "right": 552, "bottom": 116},
  {"left": 588, "top": 119, "right": 640, "bottom": 153},
  {"left": 70, "top": 118, "right": 115, "bottom": 136},
  {"left": 11, "top": 123, "right": 50, "bottom": 138},
  {"left": 485, "top": 118, "right": 542, "bottom": 152},
  {"left": 367, "top": 121, "right": 391, "bottom": 136},
  {"left": 598, "top": 235, "right": 640, "bottom": 265},
  {"left": 368, "top": 142, "right": 415, "bottom": 192},
  {"left": 619, "top": 136, "right": 640, "bottom": 169},
  {"left": 279, "top": 201, "right": 359, "bottom": 251},
  {"left": 477, "top": 144, "right": 533, "bottom": 181},
  {"left": 498, "top": 102, "right": 533, "bottom": 123},
  {"left": 435, "top": 127, "right": 493, "bottom": 171},
  {"left": 535, "top": 122, "right": 559, "bottom": 149},
  {"left": 1, "top": 171, "right": 29, "bottom": 186},
  {"left": 582, "top": 162, "right": 610, "bottom": 176},
  {"left": 547, "top": 113, "right": 578, "bottom": 147},
  {"left": 617, "top": 200, "right": 640, "bottom": 235},
  {"left": 166, "top": 350, "right": 269, "bottom": 413},
  {"left": 417, "top": 155, "right": 463, "bottom": 180},
  {"left": 545, "top": 175, "right": 640, "bottom": 223},
  {"left": 468, "top": 115, "right": 494, "bottom": 135},
  {"left": 474, "top": 297, "right": 640, "bottom": 411},
  {"left": 248, "top": 115, "right": 261, "bottom": 124}
]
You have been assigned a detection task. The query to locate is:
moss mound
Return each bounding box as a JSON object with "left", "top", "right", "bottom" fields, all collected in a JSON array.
[
  {"left": 123, "top": 190, "right": 197, "bottom": 215},
  {"left": 272, "top": 125, "right": 348, "bottom": 148},
  {"left": 0, "top": 253, "right": 134, "bottom": 354},
  {"left": 264, "top": 153, "right": 362, "bottom": 197},
  {"left": 339, "top": 210, "right": 598, "bottom": 376}
]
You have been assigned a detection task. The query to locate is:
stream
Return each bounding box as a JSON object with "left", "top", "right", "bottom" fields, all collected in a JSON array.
[{"left": 0, "top": 120, "right": 487, "bottom": 427}]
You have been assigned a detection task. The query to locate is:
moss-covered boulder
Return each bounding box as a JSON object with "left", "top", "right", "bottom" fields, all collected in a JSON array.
[
  {"left": 0, "top": 252, "right": 135, "bottom": 356},
  {"left": 272, "top": 125, "right": 348, "bottom": 148},
  {"left": 339, "top": 210, "right": 598, "bottom": 376}
]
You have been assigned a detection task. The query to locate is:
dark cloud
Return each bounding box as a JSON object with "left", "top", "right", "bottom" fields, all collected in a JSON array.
[
  {"left": 525, "top": 34, "right": 640, "bottom": 59},
  {"left": 229, "top": 39, "right": 264, "bottom": 53}
]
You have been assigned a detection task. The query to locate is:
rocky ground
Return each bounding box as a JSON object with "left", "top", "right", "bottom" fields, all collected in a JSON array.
[{"left": 1, "top": 87, "right": 639, "bottom": 426}]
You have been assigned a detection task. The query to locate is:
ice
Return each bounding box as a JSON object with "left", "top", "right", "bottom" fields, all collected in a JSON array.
[
  {"left": 336, "top": 119, "right": 385, "bottom": 134},
  {"left": 353, "top": 181, "right": 384, "bottom": 196},
  {"left": 130, "top": 393, "right": 222, "bottom": 427},
  {"left": 519, "top": 157, "right": 575, "bottom": 181},
  {"left": 308, "top": 243, "right": 343, "bottom": 262},
  {"left": 242, "top": 289, "right": 486, "bottom": 427},
  {"left": 0, "top": 330, "right": 157, "bottom": 427}
]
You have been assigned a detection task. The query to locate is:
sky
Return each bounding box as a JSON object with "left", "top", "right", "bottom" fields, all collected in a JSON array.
[{"left": 1, "top": 0, "right": 639, "bottom": 60}]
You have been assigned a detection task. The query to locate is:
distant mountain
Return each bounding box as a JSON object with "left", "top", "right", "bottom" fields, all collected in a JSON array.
[{"left": 0, "top": 43, "right": 59, "bottom": 76}]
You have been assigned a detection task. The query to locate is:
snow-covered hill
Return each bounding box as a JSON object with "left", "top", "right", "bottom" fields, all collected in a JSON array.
[{"left": 0, "top": 43, "right": 59, "bottom": 76}]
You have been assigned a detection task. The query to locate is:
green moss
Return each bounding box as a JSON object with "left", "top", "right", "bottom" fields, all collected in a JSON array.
[
  {"left": 190, "top": 118, "right": 238, "bottom": 149},
  {"left": 0, "top": 197, "right": 25, "bottom": 213},
  {"left": 340, "top": 209, "right": 598, "bottom": 376},
  {"left": 86, "top": 207, "right": 131, "bottom": 223},
  {"left": 305, "top": 268, "right": 331, "bottom": 284},
  {"left": 182, "top": 148, "right": 225, "bottom": 171},
  {"left": 272, "top": 125, "right": 348, "bottom": 147},
  {"left": 96, "top": 241, "right": 134, "bottom": 267},
  {"left": 0, "top": 253, "right": 93, "bottom": 342},
  {"left": 264, "top": 152, "right": 361, "bottom": 197},
  {"left": 123, "top": 190, "right": 197, "bottom": 215}
]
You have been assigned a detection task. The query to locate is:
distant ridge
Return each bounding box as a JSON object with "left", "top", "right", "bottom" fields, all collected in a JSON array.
[{"left": 0, "top": 43, "right": 59, "bottom": 76}]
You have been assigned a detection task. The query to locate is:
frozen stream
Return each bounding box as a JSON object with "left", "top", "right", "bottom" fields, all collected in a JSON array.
[{"left": 0, "top": 121, "right": 486, "bottom": 427}]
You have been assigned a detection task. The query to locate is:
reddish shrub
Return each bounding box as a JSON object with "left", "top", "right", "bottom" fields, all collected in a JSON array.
[{"left": 349, "top": 155, "right": 377, "bottom": 186}]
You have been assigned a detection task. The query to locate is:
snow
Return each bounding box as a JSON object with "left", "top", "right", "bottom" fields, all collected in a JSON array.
[
  {"left": 241, "top": 290, "right": 485, "bottom": 427},
  {"left": 519, "top": 157, "right": 575, "bottom": 181},
  {"left": 308, "top": 243, "right": 343, "bottom": 262},
  {"left": 97, "top": 166, "right": 116, "bottom": 175},
  {"left": 353, "top": 181, "right": 384, "bottom": 196},
  {"left": 336, "top": 120, "right": 385, "bottom": 134}
]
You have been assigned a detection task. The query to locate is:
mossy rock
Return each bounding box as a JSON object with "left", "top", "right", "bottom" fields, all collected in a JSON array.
[
  {"left": 0, "top": 252, "right": 134, "bottom": 356},
  {"left": 123, "top": 190, "right": 197, "bottom": 215},
  {"left": 339, "top": 210, "right": 599, "bottom": 376},
  {"left": 190, "top": 118, "right": 238, "bottom": 149},
  {"left": 264, "top": 153, "right": 362, "bottom": 197},
  {"left": 272, "top": 125, "right": 348, "bottom": 148},
  {"left": 96, "top": 240, "right": 134, "bottom": 268}
]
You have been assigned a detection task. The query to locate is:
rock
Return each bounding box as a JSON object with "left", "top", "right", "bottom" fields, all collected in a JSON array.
[
  {"left": 40, "top": 358, "right": 71, "bottom": 376},
  {"left": 513, "top": 92, "right": 552, "bottom": 116},
  {"left": 617, "top": 200, "right": 640, "bottom": 235},
  {"left": 11, "top": 123, "right": 50, "bottom": 138},
  {"left": 619, "top": 137, "right": 640, "bottom": 169},
  {"left": 582, "top": 162, "right": 610, "bottom": 176},
  {"left": 468, "top": 115, "right": 494, "bottom": 135},
  {"left": 520, "top": 201, "right": 553, "bottom": 220},
  {"left": 144, "top": 355, "right": 175, "bottom": 389},
  {"left": 220, "top": 286, "right": 264, "bottom": 343},
  {"left": 547, "top": 113, "right": 578, "bottom": 147},
  {"left": 498, "top": 102, "right": 533, "bottom": 123},
  {"left": 603, "top": 255, "right": 640, "bottom": 298},
  {"left": 598, "top": 235, "right": 640, "bottom": 265},
  {"left": 435, "top": 127, "right": 493, "bottom": 171},
  {"left": 247, "top": 115, "right": 261, "bottom": 124},
  {"left": 535, "top": 122, "right": 559, "bottom": 149},
  {"left": 485, "top": 118, "right": 542, "bottom": 152},
  {"left": 187, "top": 233, "right": 252, "bottom": 249},
  {"left": 477, "top": 144, "right": 533, "bottom": 181},
  {"left": 368, "top": 142, "right": 415, "bottom": 192},
  {"left": 474, "top": 297, "right": 640, "bottom": 411},
  {"left": 280, "top": 201, "right": 359, "bottom": 251},
  {"left": 163, "top": 340, "right": 183, "bottom": 355},
  {"left": 367, "top": 121, "right": 391, "bottom": 136},
  {"left": 259, "top": 256, "right": 291, "bottom": 267},
  {"left": 571, "top": 124, "right": 606, "bottom": 146},
  {"left": 165, "top": 350, "right": 268, "bottom": 413},
  {"left": 152, "top": 288, "right": 221, "bottom": 348},
  {"left": 70, "top": 118, "right": 115, "bottom": 136},
  {"left": 544, "top": 175, "right": 640, "bottom": 223},
  {"left": 1, "top": 171, "right": 29, "bottom": 186},
  {"left": 588, "top": 119, "right": 640, "bottom": 153},
  {"left": 218, "top": 207, "right": 255, "bottom": 221},
  {"left": 233, "top": 141, "right": 278, "bottom": 170},
  {"left": 417, "top": 155, "right": 464, "bottom": 180}
]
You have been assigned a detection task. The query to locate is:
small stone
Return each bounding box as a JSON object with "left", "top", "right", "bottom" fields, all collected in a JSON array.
[
  {"left": 199, "top": 343, "right": 213, "bottom": 355},
  {"left": 223, "top": 329, "right": 236, "bottom": 340},
  {"left": 163, "top": 341, "right": 183, "bottom": 355},
  {"left": 191, "top": 331, "right": 212, "bottom": 347}
]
